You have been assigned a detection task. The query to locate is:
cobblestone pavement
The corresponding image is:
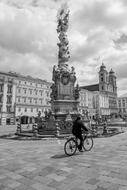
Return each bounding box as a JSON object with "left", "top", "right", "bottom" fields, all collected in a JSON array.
[
  {"left": 0, "top": 125, "right": 16, "bottom": 136},
  {"left": 0, "top": 132, "right": 127, "bottom": 190}
]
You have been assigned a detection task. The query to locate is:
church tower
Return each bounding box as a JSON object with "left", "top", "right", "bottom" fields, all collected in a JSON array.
[
  {"left": 109, "top": 69, "right": 117, "bottom": 94},
  {"left": 99, "top": 63, "right": 108, "bottom": 92}
]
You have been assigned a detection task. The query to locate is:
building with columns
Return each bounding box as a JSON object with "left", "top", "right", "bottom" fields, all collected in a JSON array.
[{"left": 0, "top": 71, "right": 52, "bottom": 126}]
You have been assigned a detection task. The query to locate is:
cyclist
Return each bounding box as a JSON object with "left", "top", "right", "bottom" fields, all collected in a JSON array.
[{"left": 72, "top": 116, "right": 88, "bottom": 152}]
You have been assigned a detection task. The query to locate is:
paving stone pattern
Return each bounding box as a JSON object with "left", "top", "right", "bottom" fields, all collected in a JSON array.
[{"left": 0, "top": 132, "right": 127, "bottom": 190}]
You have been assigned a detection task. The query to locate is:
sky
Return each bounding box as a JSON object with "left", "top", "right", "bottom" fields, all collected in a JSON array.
[{"left": 0, "top": 0, "right": 127, "bottom": 96}]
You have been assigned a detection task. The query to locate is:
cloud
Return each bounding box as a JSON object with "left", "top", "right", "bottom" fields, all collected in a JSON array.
[
  {"left": 0, "top": 1, "right": 58, "bottom": 81},
  {"left": 0, "top": 0, "right": 127, "bottom": 96}
]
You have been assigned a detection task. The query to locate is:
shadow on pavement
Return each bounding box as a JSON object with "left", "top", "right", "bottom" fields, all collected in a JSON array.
[
  {"left": 51, "top": 153, "right": 79, "bottom": 159},
  {"left": 51, "top": 154, "right": 68, "bottom": 159},
  {"left": 0, "top": 135, "right": 42, "bottom": 141}
]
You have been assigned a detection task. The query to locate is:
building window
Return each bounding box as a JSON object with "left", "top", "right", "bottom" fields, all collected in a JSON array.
[
  {"left": 29, "top": 98, "right": 32, "bottom": 103},
  {"left": 0, "top": 84, "right": 3, "bottom": 92},
  {"left": 24, "top": 89, "right": 27, "bottom": 94},
  {"left": 19, "top": 81, "right": 21, "bottom": 84},
  {"left": 101, "top": 77, "right": 103, "bottom": 82},
  {"left": 31, "top": 108, "right": 33, "bottom": 112},
  {"left": 46, "top": 91, "right": 49, "bottom": 97},
  {"left": 7, "top": 85, "right": 12, "bottom": 93},
  {"left": 35, "top": 90, "right": 38, "bottom": 95},
  {"left": 0, "top": 95, "right": 3, "bottom": 103},
  {"left": 29, "top": 89, "right": 32, "bottom": 95},
  {"left": 24, "top": 97, "right": 26, "bottom": 103},
  {"left": 34, "top": 99, "right": 37, "bottom": 104},
  {"left": 46, "top": 99, "right": 49, "bottom": 105},
  {"left": 6, "top": 118, "right": 11, "bottom": 125},
  {"left": 119, "top": 108, "right": 122, "bottom": 113},
  {"left": 18, "top": 97, "right": 20, "bottom": 102},
  {"left": 7, "top": 106, "right": 11, "bottom": 113},
  {"left": 122, "top": 100, "right": 125, "bottom": 107},
  {"left": 25, "top": 107, "right": 27, "bottom": 112},
  {"left": 24, "top": 81, "right": 26, "bottom": 85},
  {"left": 36, "top": 108, "right": 38, "bottom": 112},
  {"left": 18, "top": 88, "right": 21, "bottom": 93},
  {"left": 18, "top": 107, "right": 21, "bottom": 112},
  {"left": 102, "top": 86, "right": 104, "bottom": 90},
  {"left": 40, "top": 99, "right": 43, "bottom": 104},
  {"left": 7, "top": 95, "right": 12, "bottom": 104},
  {"left": 0, "top": 105, "right": 2, "bottom": 112},
  {"left": 123, "top": 108, "right": 126, "bottom": 113},
  {"left": 40, "top": 90, "right": 43, "bottom": 96}
]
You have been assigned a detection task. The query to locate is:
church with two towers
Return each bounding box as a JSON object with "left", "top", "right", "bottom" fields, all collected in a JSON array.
[{"left": 81, "top": 63, "right": 118, "bottom": 118}]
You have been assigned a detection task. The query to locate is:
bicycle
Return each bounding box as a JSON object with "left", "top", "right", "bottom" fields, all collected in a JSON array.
[{"left": 64, "top": 132, "right": 93, "bottom": 156}]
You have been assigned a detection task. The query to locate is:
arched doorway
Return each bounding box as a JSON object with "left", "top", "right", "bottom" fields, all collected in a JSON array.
[{"left": 21, "top": 116, "right": 29, "bottom": 124}]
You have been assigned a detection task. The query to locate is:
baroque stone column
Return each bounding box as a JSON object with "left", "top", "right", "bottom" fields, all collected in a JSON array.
[{"left": 50, "top": 3, "right": 80, "bottom": 120}]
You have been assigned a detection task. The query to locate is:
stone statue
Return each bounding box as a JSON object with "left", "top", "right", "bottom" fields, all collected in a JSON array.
[
  {"left": 74, "top": 84, "right": 80, "bottom": 100},
  {"left": 50, "top": 4, "right": 79, "bottom": 118},
  {"left": 57, "top": 3, "right": 70, "bottom": 68},
  {"left": 50, "top": 83, "right": 57, "bottom": 100},
  {"left": 71, "top": 66, "right": 75, "bottom": 74}
]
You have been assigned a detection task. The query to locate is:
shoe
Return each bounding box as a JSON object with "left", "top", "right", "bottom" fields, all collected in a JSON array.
[{"left": 79, "top": 149, "right": 84, "bottom": 152}]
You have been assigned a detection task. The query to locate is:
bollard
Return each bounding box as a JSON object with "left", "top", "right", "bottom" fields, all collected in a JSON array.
[
  {"left": 103, "top": 122, "right": 107, "bottom": 134},
  {"left": 16, "top": 123, "right": 21, "bottom": 134},
  {"left": 56, "top": 122, "right": 60, "bottom": 137},
  {"left": 33, "top": 124, "right": 38, "bottom": 137}
]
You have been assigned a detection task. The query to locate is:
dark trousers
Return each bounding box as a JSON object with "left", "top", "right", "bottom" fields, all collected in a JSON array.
[{"left": 75, "top": 133, "right": 83, "bottom": 150}]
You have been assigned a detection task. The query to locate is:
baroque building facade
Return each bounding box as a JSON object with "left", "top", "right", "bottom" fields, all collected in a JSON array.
[
  {"left": 117, "top": 93, "right": 127, "bottom": 118},
  {"left": 99, "top": 63, "right": 117, "bottom": 116},
  {"left": 78, "top": 88, "right": 110, "bottom": 120},
  {"left": 0, "top": 71, "right": 51, "bottom": 125},
  {"left": 15, "top": 74, "right": 51, "bottom": 124},
  {"left": 79, "top": 63, "right": 118, "bottom": 119},
  {"left": 0, "top": 72, "right": 16, "bottom": 125}
]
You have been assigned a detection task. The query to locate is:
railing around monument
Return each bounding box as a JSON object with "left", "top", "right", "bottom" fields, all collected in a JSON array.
[
  {"left": 37, "top": 119, "right": 73, "bottom": 136},
  {"left": 16, "top": 113, "right": 124, "bottom": 137}
]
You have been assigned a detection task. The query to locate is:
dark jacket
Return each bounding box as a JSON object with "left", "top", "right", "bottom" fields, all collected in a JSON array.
[{"left": 72, "top": 119, "right": 88, "bottom": 136}]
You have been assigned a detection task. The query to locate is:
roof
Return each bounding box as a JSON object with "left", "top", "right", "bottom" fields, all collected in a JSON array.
[
  {"left": 0, "top": 70, "right": 52, "bottom": 84},
  {"left": 80, "top": 84, "right": 99, "bottom": 91},
  {"left": 119, "top": 93, "right": 127, "bottom": 98}
]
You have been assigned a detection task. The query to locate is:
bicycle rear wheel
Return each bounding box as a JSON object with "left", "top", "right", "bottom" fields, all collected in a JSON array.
[
  {"left": 83, "top": 136, "right": 93, "bottom": 151},
  {"left": 64, "top": 138, "right": 77, "bottom": 156}
]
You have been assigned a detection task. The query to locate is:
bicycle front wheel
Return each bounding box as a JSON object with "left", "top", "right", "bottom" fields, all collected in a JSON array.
[
  {"left": 83, "top": 137, "right": 93, "bottom": 151},
  {"left": 64, "top": 138, "right": 77, "bottom": 156}
]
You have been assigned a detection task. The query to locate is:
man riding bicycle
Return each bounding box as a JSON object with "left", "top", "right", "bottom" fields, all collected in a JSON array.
[{"left": 72, "top": 116, "right": 88, "bottom": 152}]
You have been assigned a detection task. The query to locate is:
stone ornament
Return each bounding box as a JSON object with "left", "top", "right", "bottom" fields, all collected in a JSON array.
[{"left": 61, "top": 72, "right": 70, "bottom": 85}]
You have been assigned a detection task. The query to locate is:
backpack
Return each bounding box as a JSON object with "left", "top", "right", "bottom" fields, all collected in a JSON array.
[{"left": 72, "top": 122, "right": 78, "bottom": 135}]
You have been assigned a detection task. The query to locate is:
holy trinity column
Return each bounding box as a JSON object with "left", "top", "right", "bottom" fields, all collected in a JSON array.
[{"left": 50, "top": 3, "right": 79, "bottom": 120}]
